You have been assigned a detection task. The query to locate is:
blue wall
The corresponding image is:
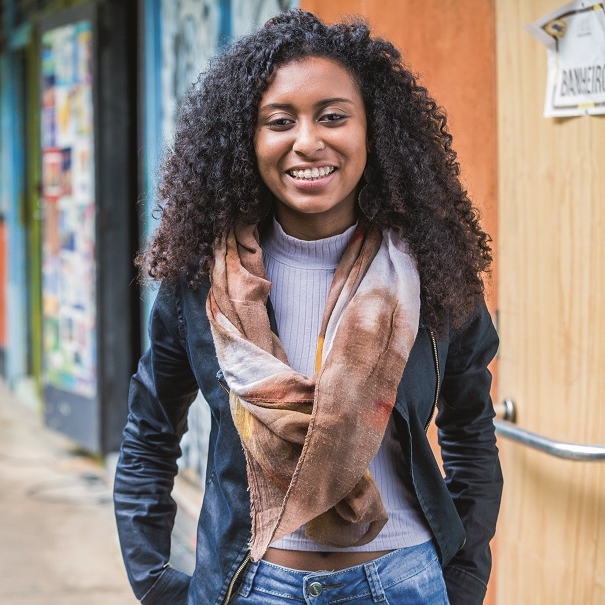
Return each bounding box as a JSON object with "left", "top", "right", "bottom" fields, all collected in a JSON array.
[
  {"left": 1, "top": 48, "right": 29, "bottom": 387},
  {"left": 140, "top": 0, "right": 298, "bottom": 483}
]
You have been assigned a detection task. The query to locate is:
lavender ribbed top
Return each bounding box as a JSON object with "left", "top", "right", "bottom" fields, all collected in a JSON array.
[{"left": 262, "top": 219, "right": 431, "bottom": 552}]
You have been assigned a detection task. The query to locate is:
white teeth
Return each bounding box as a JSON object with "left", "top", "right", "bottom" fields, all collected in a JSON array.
[{"left": 290, "top": 167, "right": 335, "bottom": 180}]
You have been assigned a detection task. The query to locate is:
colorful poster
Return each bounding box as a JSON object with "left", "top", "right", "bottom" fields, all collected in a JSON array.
[
  {"left": 527, "top": 1, "right": 605, "bottom": 117},
  {"left": 41, "top": 21, "right": 96, "bottom": 398}
]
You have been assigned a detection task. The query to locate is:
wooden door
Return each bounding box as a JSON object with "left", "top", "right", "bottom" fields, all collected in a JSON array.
[{"left": 496, "top": 1, "right": 605, "bottom": 603}]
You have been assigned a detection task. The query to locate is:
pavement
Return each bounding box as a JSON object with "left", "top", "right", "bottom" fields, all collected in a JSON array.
[{"left": 0, "top": 379, "right": 198, "bottom": 605}]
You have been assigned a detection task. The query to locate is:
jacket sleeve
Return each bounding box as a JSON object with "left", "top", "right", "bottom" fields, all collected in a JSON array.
[
  {"left": 113, "top": 280, "right": 200, "bottom": 605},
  {"left": 436, "top": 302, "right": 503, "bottom": 605}
]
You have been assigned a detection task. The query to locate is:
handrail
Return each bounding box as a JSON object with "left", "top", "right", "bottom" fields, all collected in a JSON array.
[{"left": 494, "top": 399, "right": 605, "bottom": 461}]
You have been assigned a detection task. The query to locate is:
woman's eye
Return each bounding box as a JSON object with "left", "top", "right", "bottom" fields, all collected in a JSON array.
[
  {"left": 320, "top": 113, "right": 347, "bottom": 124},
  {"left": 266, "top": 118, "right": 294, "bottom": 129}
]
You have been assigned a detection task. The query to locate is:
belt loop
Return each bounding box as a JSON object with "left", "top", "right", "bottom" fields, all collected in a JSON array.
[
  {"left": 363, "top": 561, "right": 387, "bottom": 603},
  {"left": 237, "top": 560, "right": 259, "bottom": 598}
]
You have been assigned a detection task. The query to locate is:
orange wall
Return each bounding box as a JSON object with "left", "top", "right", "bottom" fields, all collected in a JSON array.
[
  {"left": 300, "top": 0, "right": 498, "bottom": 313},
  {"left": 301, "top": 2, "right": 499, "bottom": 602}
]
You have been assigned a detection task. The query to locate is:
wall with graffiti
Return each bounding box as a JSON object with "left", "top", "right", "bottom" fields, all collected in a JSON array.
[
  {"left": 145, "top": 0, "right": 297, "bottom": 484},
  {"left": 159, "top": 0, "right": 296, "bottom": 145}
]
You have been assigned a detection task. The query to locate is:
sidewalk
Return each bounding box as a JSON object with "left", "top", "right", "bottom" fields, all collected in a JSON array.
[{"left": 0, "top": 379, "right": 197, "bottom": 605}]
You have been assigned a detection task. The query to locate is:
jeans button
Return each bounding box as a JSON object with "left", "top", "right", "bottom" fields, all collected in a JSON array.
[{"left": 307, "top": 581, "right": 323, "bottom": 597}]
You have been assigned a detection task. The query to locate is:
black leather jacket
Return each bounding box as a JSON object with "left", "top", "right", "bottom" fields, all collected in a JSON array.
[{"left": 114, "top": 276, "right": 502, "bottom": 605}]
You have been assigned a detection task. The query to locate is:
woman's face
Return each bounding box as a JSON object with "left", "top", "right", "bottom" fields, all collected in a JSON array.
[{"left": 254, "top": 56, "right": 368, "bottom": 240}]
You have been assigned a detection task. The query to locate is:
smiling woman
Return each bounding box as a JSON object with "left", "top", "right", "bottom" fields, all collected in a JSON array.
[
  {"left": 114, "top": 10, "right": 502, "bottom": 605},
  {"left": 254, "top": 57, "right": 368, "bottom": 240}
]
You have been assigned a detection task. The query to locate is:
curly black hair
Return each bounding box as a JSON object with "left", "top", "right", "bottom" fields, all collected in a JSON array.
[{"left": 140, "top": 9, "right": 492, "bottom": 331}]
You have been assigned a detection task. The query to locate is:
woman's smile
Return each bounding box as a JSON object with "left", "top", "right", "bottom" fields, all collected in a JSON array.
[
  {"left": 254, "top": 56, "right": 368, "bottom": 240},
  {"left": 288, "top": 165, "right": 336, "bottom": 181},
  {"left": 286, "top": 165, "right": 338, "bottom": 192}
]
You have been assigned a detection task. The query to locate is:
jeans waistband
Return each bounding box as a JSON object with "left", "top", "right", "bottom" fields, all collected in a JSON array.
[{"left": 238, "top": 540, "right": 437, "bottom": 603}]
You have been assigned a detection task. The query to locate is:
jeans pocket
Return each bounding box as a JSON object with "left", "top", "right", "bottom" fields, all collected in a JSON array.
[{"left": 383, "top": 558, "right": 449, "bottom": 605}]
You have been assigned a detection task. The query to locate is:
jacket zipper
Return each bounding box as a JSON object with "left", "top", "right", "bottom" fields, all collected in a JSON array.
[
  {"left": 218, "top": 379, "right": 230, "bottom": 396},
  {"left": 424, "top": 329, "right": 440, "bottom": 432},
  {"left": 217, "top": 372, "right": 250, "bottom": 605},
  {"left": 222, "top": 553, "right": 251, "bottom": 604}
]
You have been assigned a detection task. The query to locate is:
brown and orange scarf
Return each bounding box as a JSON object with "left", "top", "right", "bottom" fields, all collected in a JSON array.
[{"left": 206, "top": 221, "right": 420, "bottom": 562}]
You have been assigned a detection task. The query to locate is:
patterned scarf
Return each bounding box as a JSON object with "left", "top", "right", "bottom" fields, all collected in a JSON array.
[{"left": 206, "top": 221, "right": 420, "bottom": 561}]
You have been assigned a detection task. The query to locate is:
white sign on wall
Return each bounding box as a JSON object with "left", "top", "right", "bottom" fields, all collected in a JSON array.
[{"left": 527, "top": 1, "right": 605, "bottom": 117}]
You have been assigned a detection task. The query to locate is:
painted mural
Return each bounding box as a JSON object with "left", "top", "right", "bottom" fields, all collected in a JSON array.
[
  {"left": 160, "top": 0, "right": 221, "bottom": 144},
  {"left": 41, "top": 21, "right": 96, "bottom": 399},
  {"left": 231, "top": 0, "right": 295, "bottom": 37},
  {"left": 155, "top": 0, "right": 296, "bottom": 483},
  {"left": 159, "top": 0, "right": 297, "bottom": 145}
]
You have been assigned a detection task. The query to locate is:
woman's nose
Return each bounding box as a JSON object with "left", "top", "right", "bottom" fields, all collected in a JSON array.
[{"left": 292, "top": 121, "right": 324, "bottom": 156}]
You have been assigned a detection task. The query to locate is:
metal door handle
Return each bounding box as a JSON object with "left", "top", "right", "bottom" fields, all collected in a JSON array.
[{"left": 494, "top": 399, "right": 605, "bottom": 461}]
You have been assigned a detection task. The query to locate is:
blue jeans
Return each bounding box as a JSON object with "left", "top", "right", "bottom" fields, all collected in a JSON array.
[{"left": 231, "top": 540, "right": 449, "bottom": 604}]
